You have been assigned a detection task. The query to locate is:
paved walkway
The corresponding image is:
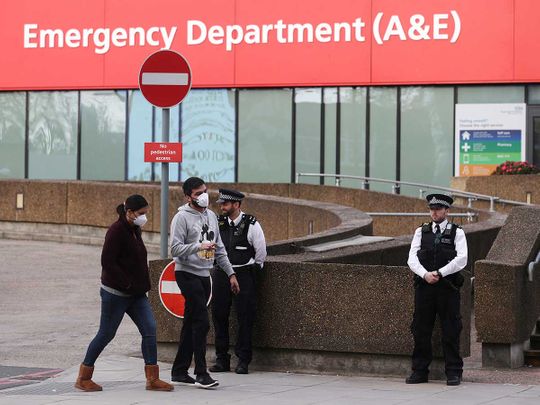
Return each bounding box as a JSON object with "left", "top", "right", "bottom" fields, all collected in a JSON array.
[
  {"left": 0, "top": 239, "right": 539, "bottom": 404},
  {"left": 1, "top": 355, "right": 540, "bottom": 405}
]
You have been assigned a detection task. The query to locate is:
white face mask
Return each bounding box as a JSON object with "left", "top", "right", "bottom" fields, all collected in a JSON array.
[
  {"left": 133, "top": 214, "right": 147, "bottom": 227},
  {"left": 193, "top": 192, "right": 209, "bottom": 208}
]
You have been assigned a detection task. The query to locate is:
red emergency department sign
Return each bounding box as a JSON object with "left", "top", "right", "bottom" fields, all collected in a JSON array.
[
  {"left": 158, "top": 261, "right": 212, "bottom": 318},
  {"left": 144, "top": 142, "right": 183, "bottom": 163},
  {"left": 138, "top": 49, "right": 192, "bottom": 108}
]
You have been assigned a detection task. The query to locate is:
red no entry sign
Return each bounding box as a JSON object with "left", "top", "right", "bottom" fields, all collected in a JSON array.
[
  {"left": 158, "top": 261, "right": 212, "bottom": 319},
  {"left": 139, "top": 49, "right": 192, "bottom": 108}
]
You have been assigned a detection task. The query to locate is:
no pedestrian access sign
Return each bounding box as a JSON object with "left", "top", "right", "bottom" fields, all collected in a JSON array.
[
  {"left": 159, "top": 261, "right": 212, "bottom": 318},
  {"left": 138, "top": 49, "right": 192, "bottom": 108},
  {"left": 144, "top": 142, "right": 182, "bottom": 162}
]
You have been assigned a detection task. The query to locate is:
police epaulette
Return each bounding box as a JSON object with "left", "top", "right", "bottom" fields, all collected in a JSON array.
[
  {"left": 244, "top": 214, "right": 257, "bottom": 225},
  {"left": 421, "top": 222, "right": 431, "bottom": 232}
]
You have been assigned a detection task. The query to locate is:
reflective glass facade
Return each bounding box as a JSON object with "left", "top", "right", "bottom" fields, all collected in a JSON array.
[{"left": 0, "top": 85, "right": 538, "bottom": 189}]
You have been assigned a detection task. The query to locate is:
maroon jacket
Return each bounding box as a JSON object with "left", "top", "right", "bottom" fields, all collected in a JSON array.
[{"left": 101, "top": 215, "right": 151, "bottom": 295}]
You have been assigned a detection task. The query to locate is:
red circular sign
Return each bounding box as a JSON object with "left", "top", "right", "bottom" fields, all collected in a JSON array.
[
  {"left": 158, "top": 261, "right": 212, "bottom": 319},
  {"left": 138, "top": 50, "right": 192, "bottom": 108}
]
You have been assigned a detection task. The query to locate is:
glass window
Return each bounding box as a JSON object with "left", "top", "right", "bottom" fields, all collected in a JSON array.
[
  {"left": 369, "top": 87, "right": 397, "bottom": 192},
  {"left": 295, "top": 88, "right": 321, "bottom": 185},
  {"left": 528, "top": 85, "right": 540, "bottom": 105},
  {"left": 81, "top": 91, "right": 126, "bottom": 180},
  {"left": 0, "top": 92, "right": 26, "bottom": 179},
  {"left": 400, "top": 87, "right": 454, "bottom": 196},
  {"left": 340, "top": 87, "right": 367, "bottom": 188},
  {"left": 324, "top": 88, "right": 338, "bottom": 185},
  {"left": 180, "top": 89, "right": 236, "bottom": 182},
  {"left": 457, "top": 85, "right": 525, "bottom": 103},
  {"left": 238, "top": 89, "right": 292, "bottom": 182},
  {"left": 28, "top": 91, "right": 78, "bottom": 179},
  {"left": 127, "top": 90, "right": 153, "bottom": 181},
  {"left": 153, "top": 104, "right": 180, "bottom": 182}
]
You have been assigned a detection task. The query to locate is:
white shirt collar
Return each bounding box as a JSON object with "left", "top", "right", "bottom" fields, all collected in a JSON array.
[
  {"left": 229, "top": 211, "right": 244, "bottom": 226},
  {"left": 432, "top": 219, "right": 448, "bottom": 232}
]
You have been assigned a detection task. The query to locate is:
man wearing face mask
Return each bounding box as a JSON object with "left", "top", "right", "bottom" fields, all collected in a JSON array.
[
  {"left": 406, "top": 194, "right": 468, "bottom": 387},
  {"left": 169, "top": 177, "right": 240, "bottom": 389}
]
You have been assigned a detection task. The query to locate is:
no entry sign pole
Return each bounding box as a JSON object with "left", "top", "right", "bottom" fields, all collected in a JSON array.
[
  {"left": 160, "top": 108, "right": 170, "bottom": 259},
  {"left": 139, "top": 50, "right": 192, "bottom": 259}
]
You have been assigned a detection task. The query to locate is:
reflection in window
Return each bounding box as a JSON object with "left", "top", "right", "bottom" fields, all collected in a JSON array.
[
  {"left": 127, "top": 90, "right": 153, "bottom": 181},
  {"left": 295, "top": 88, "right": 321, "bottom": 185},
  {"left": 238, "top": 89, "right": 292, "bottom": 182},
  {"left": 457, "top": 85, "right": 524, "bottom": 103},
  {"left": 340, "top": 87, "right": 367, "bottom": 188},
  {"left": 400, "top": 87, "right": 454, "bottom": 196},
  {"left": 28, "top": 92, "right": 78, "bottom": 179},
  {"left": 0, "top": 92, "right": 26, "bottom": 178},
  {"left": 181, "top": 89, "right": 235, "bottom": 182},
  {"left": 81, "top": 91, "right": 126, "bottom": 180},
  {"left": 369, "top": 87, "right": 397, "bottom": 192},
  {"left": 324, "top": 88, "right": 338, "bottom": 185}
]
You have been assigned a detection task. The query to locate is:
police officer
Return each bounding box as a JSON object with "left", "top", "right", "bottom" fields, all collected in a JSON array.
[
  {"left": 210, "top": 189, "right": 267, "bottom": 375},
  {"left": 406, "top": 194, "right": 468, "bottom": 386}
]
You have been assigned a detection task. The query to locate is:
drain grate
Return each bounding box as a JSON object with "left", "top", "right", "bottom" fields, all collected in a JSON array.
[{"left": 2, "top": 380, "right": 138, "bottom": 395}]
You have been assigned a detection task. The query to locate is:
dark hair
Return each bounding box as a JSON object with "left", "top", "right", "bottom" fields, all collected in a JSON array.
[
  {"left": 182, "top": 177, "right": 205, "bottom": 196},
  {"left": 116, "top": 194, "right": 149, "bottom": 215}
]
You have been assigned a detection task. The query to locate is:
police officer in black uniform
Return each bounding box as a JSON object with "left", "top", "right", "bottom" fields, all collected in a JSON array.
[
  {"left": 209, "top": 189, "right": 267, "bottom": 375},
  {"left": 406, "top": 194, "right": 468, "bottom": 386}
]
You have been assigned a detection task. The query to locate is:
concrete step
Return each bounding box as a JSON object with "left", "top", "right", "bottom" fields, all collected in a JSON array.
[
  {"left": 524, "top": 349, "right": 540, "bottom": 367},
  {"left": 530, "top": 334, "right": 540, "bottom": 350}
]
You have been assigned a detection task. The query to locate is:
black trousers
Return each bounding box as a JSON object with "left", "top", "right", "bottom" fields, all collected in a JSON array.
[
  {"left": 411, "top": 281, "right": 463, "bottom": 377},
  {"left": 171, "top": 271, "right": 211, "bottom": 377},
  {"left": 211, "top": 265, "right": 257, "bottom": 364}
]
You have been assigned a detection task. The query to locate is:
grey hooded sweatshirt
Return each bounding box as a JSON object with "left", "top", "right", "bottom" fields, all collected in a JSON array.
[{"left": 170, "top": 203, "right": 234, "bottom": 277}]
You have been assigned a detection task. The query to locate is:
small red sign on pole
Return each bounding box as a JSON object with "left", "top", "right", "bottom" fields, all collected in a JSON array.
[
  {"left": 144, "top": 142, "right": 182, "bottom": 163},
  {"left": 138, "top": 49, "right": 192, "bottom": 108}
]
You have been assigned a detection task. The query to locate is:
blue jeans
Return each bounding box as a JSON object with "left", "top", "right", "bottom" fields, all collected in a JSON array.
[{"left": 83, "top": 288, "right": 157, "bottom": 366}]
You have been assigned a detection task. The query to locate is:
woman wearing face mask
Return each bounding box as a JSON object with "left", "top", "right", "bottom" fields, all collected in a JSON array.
[{"left": 75, "top": 194, "right": 173, "bottom": 393}]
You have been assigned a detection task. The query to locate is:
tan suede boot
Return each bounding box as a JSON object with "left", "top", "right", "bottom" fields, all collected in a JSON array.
[
  {"left": 145, "top": 365, "right": 174, "bottom": 391},
  {"left": 74, "top": 364, "right": 103, "bottom": 392}
]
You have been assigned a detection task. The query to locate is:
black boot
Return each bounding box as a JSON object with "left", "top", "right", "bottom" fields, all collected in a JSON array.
[{"left": 209, "top": 356, "right": 230, "bottom": 372}]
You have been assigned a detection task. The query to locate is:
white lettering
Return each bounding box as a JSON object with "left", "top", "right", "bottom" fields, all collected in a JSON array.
[
  {"left": 208, "top": 25, "right": 224, "bottom": 45},
  {"left": 187, "top": 20, "right": 207, "bottom": 45},
  {"left": 40, "top": 29, "right": 64, "bottom": 48},
  {"left": 315, "top": 23, "right": 332, "bottom": 43},
  {"left": 225, "top": 25, "right": 243, "bottom": 51},
  {"left": 245, "top": 25, "right": 261, "bottom": 44},
  {"left": 288, "top": 23, "right": 314, "bottom": 43},
  {"left": 161, "top": 26, "right": 177, "bottom": 49},
  {"left": 23, "top": 24, "right": 38, "bottom": 48},
  {"left": 65, "top": 28, "right": 81, "bottom": 47},
  {"left": 433, "top": 14, "right": 449, "bottom": 40},
  {"left": 93, "top": 28, "right": 110, "bottom": 54},
  {"left": 23, "top": 24, "right": 176, "bottom": 54},
  {"left": 146, "top": 26, "right": 160, "bottom": 46},
  {"left": 383, "top": 16, "right": 407, "bottom": 41},
  {"left": 129, "top": 27, "right": 145, "bottom": 46}
]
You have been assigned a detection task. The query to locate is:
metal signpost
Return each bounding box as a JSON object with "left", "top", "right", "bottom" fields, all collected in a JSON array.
[{"left": 139, "top": 49, "right": 192, "bottom": 258}]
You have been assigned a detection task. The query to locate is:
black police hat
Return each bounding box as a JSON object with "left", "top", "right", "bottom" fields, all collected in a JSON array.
[
  {"left": 426, "top": 193, "right": 453, "bottom": 208},
  {"left": 216, "top": 188, "right": 245, "bottom": 203}
]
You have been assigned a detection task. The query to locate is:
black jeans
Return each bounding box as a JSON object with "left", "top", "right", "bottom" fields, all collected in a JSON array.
[
  {"left": 411, "top": 281, "right": 463, "bottom": 377},
  {"left": 171, "top": 271, "right": 212, "bottom": 377},
  {"left": 211, "top": 265, "right": 257, "bottom": 364}
]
